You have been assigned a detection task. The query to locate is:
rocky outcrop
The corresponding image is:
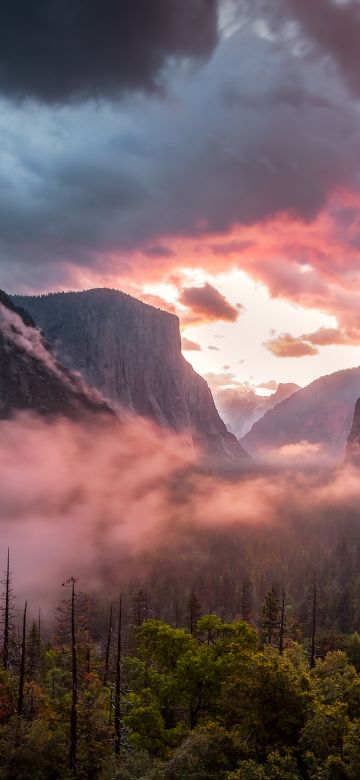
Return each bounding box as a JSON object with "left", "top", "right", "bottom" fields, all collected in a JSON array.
[
  {"left": 241, "top": 367, "right": 360, "bottom": 461},
  {"left": 14, "top": 288, "right": 249, "bottom": 463},
  {"left": 0, "top": 290, "right": 111, "bottom": 419}
]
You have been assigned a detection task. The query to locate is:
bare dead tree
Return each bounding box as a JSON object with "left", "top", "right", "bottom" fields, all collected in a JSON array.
[
  {"left": 1, "top": 549, "right": 14, "bottom": 671},
  {"left": 17, "top": 601, "right": 27, "bottom": 717},
  {"left": 60, "top": 577, "right": 78, "bottom": 775},
  {"left": 310, "top": 579, "right": 317, "bottom": 669},
  {"left": 103, "top": 602, "right": 113, "bottom": 686},
  {"left": 114, "top": 594, "right": 122, "bottom": 756},
  {"left": 279, "top": 591, "right": 285, "bottom": 655}
]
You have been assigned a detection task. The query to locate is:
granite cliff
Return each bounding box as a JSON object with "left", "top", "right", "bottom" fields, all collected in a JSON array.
[
  {"left": 14, "top": 288, "right": 248, "bottom": 462},
  {"left": 0, "top": 290, "right": 111, "bottom": 419}
]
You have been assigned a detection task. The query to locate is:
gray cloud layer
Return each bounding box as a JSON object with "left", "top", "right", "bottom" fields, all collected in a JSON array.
[
  {"left": 1, "top": 1, "right": 360, "bottom": 290},
  {"left": 257, "top": 0, "right": 360, "bottom": 98}
]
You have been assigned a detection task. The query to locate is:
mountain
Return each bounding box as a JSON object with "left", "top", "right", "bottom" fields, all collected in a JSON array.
[
  {"left": 214, "top": 382, "right": 300, "bottom": 439},
  {"left": 0, "top": 290, "right": 111, "bottom": 419},
  {"left": 13, "top": 288, "right": 249, "bottom": 463},
  {"left": 346, "top": 398, "right": 360, "bottom": 463},
  {"left": 241, "top": 367, "right": 360, "bottom": 462}
]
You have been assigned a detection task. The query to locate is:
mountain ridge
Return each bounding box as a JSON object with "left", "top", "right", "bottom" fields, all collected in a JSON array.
[
  {"left": 215, "top": 381, "right": 300, "bottom": 439},
  {"left": 241, "top": 366, "right": 360, "bottom": 461}
]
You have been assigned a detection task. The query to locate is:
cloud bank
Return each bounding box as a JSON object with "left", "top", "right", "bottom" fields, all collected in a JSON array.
[
  {"left": 1, "top": 411, "right": 360, "bottom": 609},
  {"left": 0, "top": 0, "right": 218, "bottom": 103}
]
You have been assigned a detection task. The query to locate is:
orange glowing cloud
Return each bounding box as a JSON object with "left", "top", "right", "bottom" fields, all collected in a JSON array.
[
  {"left": 179, "top": 282, "right": 242, "bottom": 324},
  {"left": 181, "top": 337, "right": 202, "bottom": 352},
  {"left": 264, "top": 333, "right": 319, "bottom": 358},
  {"left": 265, "top": 324, "right": 360, "bottom": 359},
  {"left": 74, "top": 190, "right": 360, "bottom": 346}
]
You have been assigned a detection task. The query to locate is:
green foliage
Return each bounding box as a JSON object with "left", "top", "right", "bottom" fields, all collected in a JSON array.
[
  {"left": 228, "top": 751, "right": 301, "bottom": 779},
  {"left": 300, "top": 701, "right": 350, "bottom": 765},
  {"left": 345, "top": 633, "right": 360, "bottom": 672},
  {"left": 2, "top": 613, "right": 360, "bottom": 778},
  {"left": 312, "top": 651, "right": 360, "bottom": 718},
  {"left": 164, "top": 724, "right": 236, "bottom": 779},
  {"left": 224, "top": 647, "right": 312, "bottom": 758}
]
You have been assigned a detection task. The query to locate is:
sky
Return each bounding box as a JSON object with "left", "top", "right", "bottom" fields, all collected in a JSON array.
[{"left": 1, "top": 0, "right": 360, "bottom": 392}]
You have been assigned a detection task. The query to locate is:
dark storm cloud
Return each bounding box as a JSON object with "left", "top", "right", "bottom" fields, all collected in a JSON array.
[
  {"left": 258, "top": 0, "right": 360, "bottom": 98},
  {"left": 1, "top": 13, "right": 360, "bottom": 290},
  {"left": 0, "top": 0, "right": 219, "bottom": 102}
]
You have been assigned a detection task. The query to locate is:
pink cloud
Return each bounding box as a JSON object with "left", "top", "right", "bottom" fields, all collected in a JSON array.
[
  {"left": 264, "top": 333, "right": 319, "bottom": 358},
  {"left": 180, "top": 282, "right": 241, "bottom": 323},
  {"left": 181, "top": 337, "right": 202, "bottom": 352}
]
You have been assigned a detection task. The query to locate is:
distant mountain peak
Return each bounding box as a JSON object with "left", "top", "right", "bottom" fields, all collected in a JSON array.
[
  {"left": 241, "top": 367, "right": 360, "bottom": 462},
  {"left": 214, "top": 381, "right": 300, "bottom": 440}
]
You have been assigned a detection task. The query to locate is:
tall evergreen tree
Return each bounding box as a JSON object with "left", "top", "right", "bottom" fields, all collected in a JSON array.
[
  {"left": 187, "top": 592, "right": 202, "bottom": 635},
  {"left": 259, "top": 587, "right": 281, "bottom": 646}
]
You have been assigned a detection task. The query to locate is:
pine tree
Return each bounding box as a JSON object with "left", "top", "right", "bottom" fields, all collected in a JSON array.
[
  {"left": 279, "top": 591, "right": 286, "bottom": 655},
  {"left": 259, "top": 587, "right": 281, "bottom": 646},
  {"left": 187, "top": 592, "right": 202, "bottom": 635},
  {"left": 241, "top": 578, "right": 253, "bottom": 623},
  {"left": 132, "top": 590, "right": 148, "bottom": 628}
]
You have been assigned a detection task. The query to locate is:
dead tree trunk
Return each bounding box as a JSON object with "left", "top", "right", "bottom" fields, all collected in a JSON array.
[
  {"left": 279, "top": 591, "right": 285, "bottom": 655},
  {"left": 310, "top": 579, "right": 317, "bottom": 669},
  {"left": 114, "top": 594, "right": 122, "bottom": 755},
  {"left": 103, "top": 602, "right": 113, "bottom": 686},
  {"left": 3, "top": 549, "right": 10, "bottom": 671},
  {"left": 69, "top": 578, "right": 78, "bottom": 774},
  {"left": 17, "top": 601, "right": 27, "bottom": 716}
]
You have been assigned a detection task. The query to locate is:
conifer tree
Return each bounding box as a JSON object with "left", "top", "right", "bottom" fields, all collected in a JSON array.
[
  {"left": 259, "top": 587, "right": 281, "bottom": 646},
  {"left": 133, "top": 590, "right": 148, "bottom": 628},
  {"left": 241, "top": 578, "right": 253, "bottom": 623},
  {"left": 279, "top": 591, "right": 286, "bottom": 655},
  {"left": 187, "top": 592, "right": 202, "bottom": 635}
]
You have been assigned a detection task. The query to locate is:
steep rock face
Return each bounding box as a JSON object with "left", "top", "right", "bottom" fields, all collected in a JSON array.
[
  {"left": 0, "top": 290, "right": 111, "bottom": 419},
  {"left": 241, "top": 367, "right": 360, "bottom": 461},
  {"left": 215, "top": 382, "right": 300, "bottom": 439},
  {"left": 14, "top": 289, "right": 248, "bottom": 461}
]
